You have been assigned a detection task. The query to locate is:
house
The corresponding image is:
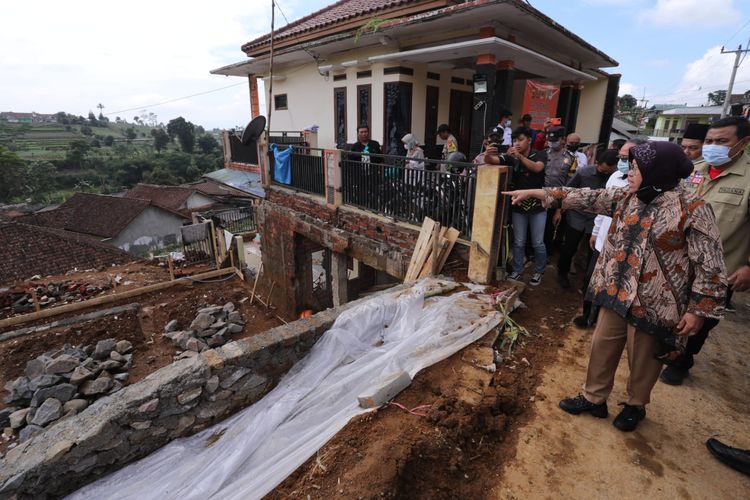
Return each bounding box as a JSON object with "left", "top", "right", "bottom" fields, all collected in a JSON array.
[
  {"left": 212, "top": 0, "right": 620, "bottom": 158},
  {"left": 17, "top": 193, "right": 189, "bottom": 255},
  {"left": 0, "top": 112, "right": 57, "bottom": 124},
  {"left": 201, "top": 169, "right": 266, "bottom": 199},
  {"left": 653, "top": 106, "right": 723, "bottom": 140},
  {"left": 123, "top": 184, "right": 219, "bottom": 212},
  {"left": 610, "top": 116, "right": 638, "bottom": 141},
  {"left": 184, "top": 178, "right": 260, "bottom": 203},
  {"left": 0, "top": 222, "right": 133, "bottom": 285}
]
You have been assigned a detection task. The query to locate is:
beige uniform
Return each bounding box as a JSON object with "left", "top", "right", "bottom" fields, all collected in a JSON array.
[{"left": 684, "top": 152, "right": 750, "bottom": 275}]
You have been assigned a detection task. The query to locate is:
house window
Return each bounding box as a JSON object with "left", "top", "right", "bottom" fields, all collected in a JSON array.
[
  {"left": 274, "top": 94, "right": 288, "bottom": 110},
  {"left": 357, "top": 84, "right": 371, "bottom": 131},
  {"left": 334, "top": 87, "right": 347, "bottom": 148},
  {"left": 383, "top": 82, "right": 412, "bottom": 154}
]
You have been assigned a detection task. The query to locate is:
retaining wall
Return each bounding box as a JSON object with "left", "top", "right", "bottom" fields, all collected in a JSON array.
[{"left": 0, "top": 304, "right": 353, "bottom": 498}]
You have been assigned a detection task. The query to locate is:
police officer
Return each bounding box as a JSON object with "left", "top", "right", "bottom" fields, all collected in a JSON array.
[{"left": 544, "top": 126, "right": 575, "bottom": 254}]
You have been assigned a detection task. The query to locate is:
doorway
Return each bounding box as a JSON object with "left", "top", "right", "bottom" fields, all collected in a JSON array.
[{"left": 449, "top": 89, "right": 472, "bottom": 158}]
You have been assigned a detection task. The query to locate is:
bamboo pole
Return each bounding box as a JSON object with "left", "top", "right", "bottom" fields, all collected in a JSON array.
[{"left": 30, "top": 288, "right": 41, "bottom": 313}]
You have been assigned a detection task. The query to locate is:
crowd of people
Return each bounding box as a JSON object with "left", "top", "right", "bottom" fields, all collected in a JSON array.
[{"left": 503, "top": 116, "right": 750, "bottom": 477}]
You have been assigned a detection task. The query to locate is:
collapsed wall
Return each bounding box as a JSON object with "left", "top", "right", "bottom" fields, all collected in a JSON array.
[{"left": 0, "top": 307, "right": 341, "bottom": 498}]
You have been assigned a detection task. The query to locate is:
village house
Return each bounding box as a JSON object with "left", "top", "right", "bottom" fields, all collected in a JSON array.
[
  {"left": 212, "top": 0, "right": 620, "bottom": 158},
  {"left": 0, "top": 222, "right": 133, "bottom": 286},
  {"left": 17, "top": 193, "right": 189, "bottom": 255},
  {"left": 0, "top": 112, "right": 57, "bottom": 124},
  {"left": 123, "top": 183, "right": 220, "bottom": 213}
]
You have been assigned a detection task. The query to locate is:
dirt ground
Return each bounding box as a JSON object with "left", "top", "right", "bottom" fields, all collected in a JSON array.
[
  {"left": 269, "top": 276, "right": 750, "bottom": 499},
  {"left": 270, "top": 275, "right": 580, "bottom": 499},
  {"left": 0, "top": 268, "right": 282, "bottom": 418}
]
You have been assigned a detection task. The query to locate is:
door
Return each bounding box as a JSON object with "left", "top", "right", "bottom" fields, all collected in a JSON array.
[
  {"left": 449, "top": 89, "right": 472, "bottom": 158},
  {"left": 424, "top": 85, "right": 440, "bottom": 158}
]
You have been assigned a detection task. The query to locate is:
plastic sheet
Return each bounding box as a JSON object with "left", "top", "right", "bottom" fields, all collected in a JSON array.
[{"left": 68, "top": 279, "right": 500, "bottom": 500}]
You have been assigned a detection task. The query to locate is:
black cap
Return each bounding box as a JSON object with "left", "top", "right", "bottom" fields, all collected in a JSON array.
[
  {"left": 683, "top": 123, "right": 709, "bottom": 141},
  {"left": 547, "top": 126, "right": 566, "bottom": 141},
  {"left": 437, "top": 123, "right": 450, "bottom": 133}
]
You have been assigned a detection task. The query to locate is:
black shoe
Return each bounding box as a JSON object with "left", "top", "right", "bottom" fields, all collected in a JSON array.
[
  {"left": 559, "top": 394, "right": 608, "bottom": 418},
  {"left": 613, "top": 403, "right": 646, "bottom": 432},
  {"left": 706, "top": 438, "right": 750, "bottom": 476},
  {"left": 660, "top": 365, "right": 688, "bottom": 386},
  {"left": 573, "top": 315, "right": 593, "bottom": 329},
  {"left": 558, "top": 274, "right": 571, "bottom": 289}
]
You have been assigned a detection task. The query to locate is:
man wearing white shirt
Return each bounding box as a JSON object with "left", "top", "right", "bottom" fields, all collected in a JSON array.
[{"left": 574, "top": 137, "right": 648, "bottom": 328}]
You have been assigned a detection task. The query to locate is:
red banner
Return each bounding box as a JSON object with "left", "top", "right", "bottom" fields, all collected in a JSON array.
[{"left": 521, "top": 81, "right": 560, "bottom": 130}]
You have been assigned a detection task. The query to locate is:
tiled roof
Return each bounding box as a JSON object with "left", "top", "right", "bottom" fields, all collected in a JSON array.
[
  {"left": 185, "top": 179, "right": 255, "bottom": 198},
  {"left": 0, "top": 222, "right": 133, "bottom": 285},
  {"left": 17, "top": 193, "right": 187, "bottom": 239},
  {"left": 203, "top": 169, "right": 265, "bottom": 199},
  {"left": 242, "top": 0, "right": 423, "bottom": 52},
  {"left": 124, "top": 184, "right": 198, "bottom": 211}
]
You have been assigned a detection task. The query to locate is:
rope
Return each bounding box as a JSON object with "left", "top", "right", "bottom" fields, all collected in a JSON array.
[{"left": 388, "top": 401, "right": 432, "bottom": 417}]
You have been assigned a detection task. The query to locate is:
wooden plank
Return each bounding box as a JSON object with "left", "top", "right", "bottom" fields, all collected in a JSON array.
[
  {"left": 405, "top": 218, "right": 438, "bottom": 282},
  {"left": 0, "top": 267, "right": 238, "bottom": 330},
  {"left": 435, "top": 227, "right": 460, "bottom": 274},
  {"left": 250, "top": 261, "right": 263, "bottom": 304},
  {"left": 419, "top": 227, "right": 448, "bottom": 279},
  {"left": 468, "top": 166, "right": 508, "bottom": 284},
  {"left": 404, "top": 218, "right": 434, "bottom": 281}
]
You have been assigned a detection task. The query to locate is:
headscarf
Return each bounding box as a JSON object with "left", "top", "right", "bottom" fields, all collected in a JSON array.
[
  {"left": 401, "top": 133, "right": 419, "bottom": 150},
  {"left": 629, "top": 142, "right": 694, "bottom": 203}
]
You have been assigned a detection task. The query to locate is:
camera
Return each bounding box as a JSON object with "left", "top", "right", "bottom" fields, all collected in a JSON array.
[{"left": 487, "top": 142, "right": 513, "bottom": 166}]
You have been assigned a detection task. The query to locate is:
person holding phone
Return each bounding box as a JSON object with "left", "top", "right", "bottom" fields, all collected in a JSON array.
[{"left": 503, "top": 141, "right": 727, "bottom": 432}]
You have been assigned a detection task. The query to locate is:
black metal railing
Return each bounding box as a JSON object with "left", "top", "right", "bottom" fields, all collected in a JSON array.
[
  {"left": 269, "top": 145, "right": 326, "bottom": 196},
  {"left": 268, "top": 130, "right": 307, "bottom": 145},
  {"left": 228, "top": 134, "right": 258, "bottom": 164},
  {"left": 340, "top": 152, "right": 477, "bottom": 238},
  {"left": 205, "top": 206, "right": 257, "bottom": 234},
  {"left": 181, "top": 222, "right": 214, "bottom": 265}
]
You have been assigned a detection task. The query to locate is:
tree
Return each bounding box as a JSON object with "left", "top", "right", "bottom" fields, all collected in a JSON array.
[
  {"left": 88, "top": 111, "right": 99, "bottom": 127},
  {"left": 0, "top": 146, "right": 27, "bottom": 202},
  {"left": 196, "top": 134, "right": 219, "bottom": 154},
  {"left": 103, "top": 135, "right": 115, "bottom": 147},
  {"left": 166, "top": 117, "right": 195, "bottom": 153},
  {"left": 91, "top": 138, "right": 101, "bottom": 148},
  {"left": 26, "top": 161, "right": 57, "bottom": 201},
  {"left": 125, "top": 127, "right": 137, "bottom": 144},
  {"left": 618, "top": 94, "right": 638, "bottom": 110},
  {"left": 151, "top": 128, "right": 170, "bottom": 153},
  {"left": 65, "top": 140, "right": 91, "bottom": 169},
  {"left": 708, "top": 90, "right": 727, "bottom": 106},
  {"left": 144, "top": 165, "right": 180, "bottom": 185},
  {"left": 80, "top": 125, "right": 93, "bottom": 136}
]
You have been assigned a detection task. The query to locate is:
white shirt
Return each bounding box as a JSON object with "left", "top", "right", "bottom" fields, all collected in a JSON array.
[
  {"left": 591, "top": 170, "right": 628, "bottom": 252},
  {"left": 502, "top": 125, "right": 512, "bottom": 146},
  {"left": 574, "top": 151, "right": 588, "bottom": 169}
]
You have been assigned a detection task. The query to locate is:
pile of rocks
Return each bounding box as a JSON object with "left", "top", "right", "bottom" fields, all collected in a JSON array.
[
  {"left": 1, "top": 280, "right": 112, "bottom": 318},
  {"left": 1, "top": 338, "right": 134, "bottom": 444},
  {"left": 163, "top": 302, "right": 245, "bottom": 356}
]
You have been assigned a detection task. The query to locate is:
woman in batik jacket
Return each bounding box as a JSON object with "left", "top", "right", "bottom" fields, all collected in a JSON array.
[{"left": 504, "top": 141, "right": 727, "bottom": 433}]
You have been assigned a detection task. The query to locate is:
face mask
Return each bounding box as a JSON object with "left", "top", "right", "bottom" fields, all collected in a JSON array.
[
  {"left": 504, "top": 120, "right": 511, "bottom": 127},
  {"left": 567, "top": 144, "right": 580, "bottom": 152},
  {"left": 548, "top": 140, "right": 562, "bottom": 150},
  {"left": 617, "top": 159, "right": 629, "bottom": 174},
  {"left": 701, "top": 144, "right": 732, "bottom": 166}
]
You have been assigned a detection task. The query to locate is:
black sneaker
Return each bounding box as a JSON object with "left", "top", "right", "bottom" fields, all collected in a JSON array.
[
  {"left": 558, "top": 274, "right": 571, "bottom": 289},
  {"left": 613, "top": 403, "right": 646, "bottom": 432},
  {"left": 706, "top": 438, "right": 750, "bottom": 476},
  {"left": 659, "top": 365, "right": 688, "bottom": 386},
  {"left": 573, "top": 315, "right": 593, "bottom": 329},
  {"left": 559, "top": 394, "right": 608, "bottom": 418}
]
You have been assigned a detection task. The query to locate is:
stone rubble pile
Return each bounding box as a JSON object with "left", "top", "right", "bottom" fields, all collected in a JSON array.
[
  {"left": 1, "top": 338, "right": 134, "bottom": 445},
  {"left": 0, "top": 280, "right": 112, "bottom": 318},
  {"left": 163, "top": 302, "right": 245, "bottom": 358}
]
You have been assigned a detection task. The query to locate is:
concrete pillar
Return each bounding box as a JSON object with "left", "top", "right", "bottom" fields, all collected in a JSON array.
[
  {"left": 597, "top": 74, "right": 621, "bottom": 147},
  {"left": 257, "top": 134, "right": 270, "bottom": 187},
  {"left": 331, "top": 252, "right": 349, "bottom": 307},
  {"left": 468, "top": 165, "right": 511, "bottom": 284},
  {"left": 249, "top": 75, "right": 260, "bottom": 119},
  {"left": 557, "top": 82, "right": 582, "bottom": 133},
  {"left": 471, "top": 57, "right": 498, "bottom": 158},
  {"left": 494, "top": 61, "right": 515, "bottom": 126},
  {"left": 324, "top": 149, "right": 342, "bottom": 208},
  {"left": 294, "top": 245, "right": 314, "bottom": 312}
]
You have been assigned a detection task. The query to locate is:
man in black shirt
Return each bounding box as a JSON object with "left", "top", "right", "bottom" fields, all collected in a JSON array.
[
  {"left": 346, "top": 125, "right": 382, "bottom": 206},
  {"left": 508, "top": 127, "right": 548, "bottom": 286}
]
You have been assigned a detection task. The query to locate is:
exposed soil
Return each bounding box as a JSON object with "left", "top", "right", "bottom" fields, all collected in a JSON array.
[
  {"left": 270, "top": 273, "right": 580, "bottom": 499},
  {"left": 0, "top": 272, "right": 283, "bottom": 420}
]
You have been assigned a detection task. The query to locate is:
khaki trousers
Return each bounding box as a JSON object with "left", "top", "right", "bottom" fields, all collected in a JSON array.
[{"left": 582, "top": 308, "right": 663, "bottom": 406}]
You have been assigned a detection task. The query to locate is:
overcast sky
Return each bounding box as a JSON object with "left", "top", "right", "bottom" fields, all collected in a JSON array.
[{"left": 1, "top": 0, "right": 749, "bottom": 130}]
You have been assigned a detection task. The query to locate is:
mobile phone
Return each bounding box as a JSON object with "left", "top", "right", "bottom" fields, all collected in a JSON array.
[{"left": 550, "top": 117, "right": 562, "bottom": 126}]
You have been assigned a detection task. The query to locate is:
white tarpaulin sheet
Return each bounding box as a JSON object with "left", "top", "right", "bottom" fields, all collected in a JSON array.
[{"left": 69, "top": 279, "right": 500, "bottom": 500}]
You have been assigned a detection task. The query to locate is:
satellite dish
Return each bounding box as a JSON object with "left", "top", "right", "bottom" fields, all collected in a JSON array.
[{"left": 239, "top": 115, "right": 267, "bottom": 145}]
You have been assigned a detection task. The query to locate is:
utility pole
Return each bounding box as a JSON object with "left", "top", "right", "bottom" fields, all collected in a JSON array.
[
  {"left": 267, "top": 0, "right": 275, "bottom": 133},
  {"left": 720, "top": 40, "right": 750, "bottom": 118},
  {"left": 636, "top": 88, "right": 649, "bottom": 134}
]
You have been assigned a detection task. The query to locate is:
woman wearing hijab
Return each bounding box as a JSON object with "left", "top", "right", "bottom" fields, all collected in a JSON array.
[{"left": 503, "top": 141, "right": 727, "bottom": 432}]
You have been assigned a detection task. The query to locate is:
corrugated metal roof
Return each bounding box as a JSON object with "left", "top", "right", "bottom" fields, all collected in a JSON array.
[
  {"left": 660, "top": 105, "right": 723, "bottom": 116},
  {"left": 203, "top": 169, "right": 265, "bottom": 199}
]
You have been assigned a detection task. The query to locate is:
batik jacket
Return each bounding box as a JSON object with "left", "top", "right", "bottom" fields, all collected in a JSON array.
[{"left": 543, "top": 186, "right": 727, "bottom": 345}]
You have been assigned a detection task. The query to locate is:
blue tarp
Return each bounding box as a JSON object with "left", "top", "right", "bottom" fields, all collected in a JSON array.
[{"left": 270, "top": 144, "right": 292, "bottom": 185}]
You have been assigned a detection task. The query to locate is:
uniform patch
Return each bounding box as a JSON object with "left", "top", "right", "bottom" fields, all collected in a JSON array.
[{"left": 718, "top": 187, "right": 745, "bottom": 195}]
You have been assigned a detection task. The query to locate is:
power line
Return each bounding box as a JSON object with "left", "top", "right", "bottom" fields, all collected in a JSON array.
[
  {"left": 723, "top": 18, "right": 750, "bottom": 48},
  {"left": 272, "top": 0, "right": 320, "bottom": 64},
  {"left": 103, "top": 82, "right": 246, "bottom": 116}
]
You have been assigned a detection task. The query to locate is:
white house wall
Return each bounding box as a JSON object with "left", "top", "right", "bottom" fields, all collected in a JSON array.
[
  {"left": 185, "top": 193, "right": 217, "bottom": 209},
  {"left": 576, "top": 76, "right": 608, "bottom": 144},
  {"left": 110, "top": 207, "right": 185, "bottom": 255}
]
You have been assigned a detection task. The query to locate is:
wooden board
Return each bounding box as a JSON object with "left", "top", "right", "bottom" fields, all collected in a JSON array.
[{"left": 404, "top": 218, "right": 439, "bottom": 282}]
